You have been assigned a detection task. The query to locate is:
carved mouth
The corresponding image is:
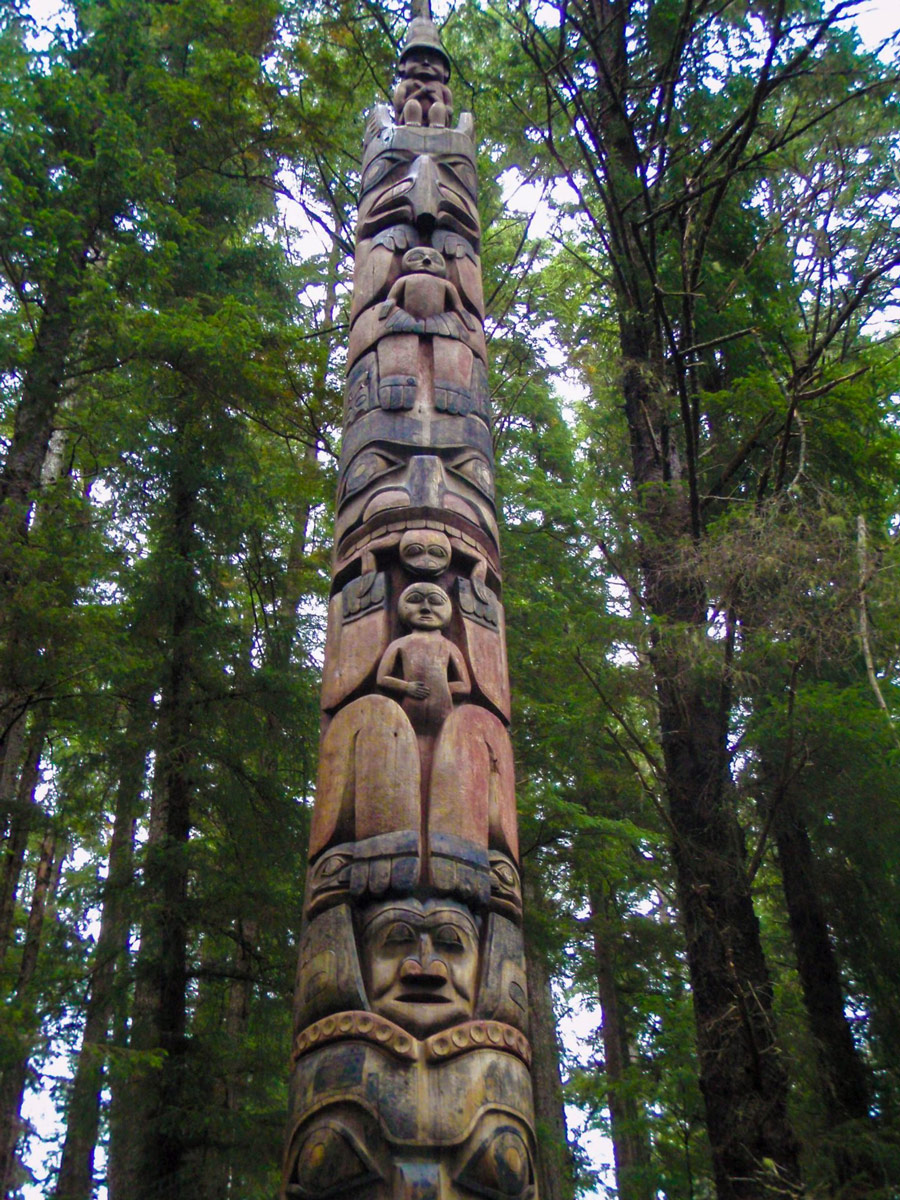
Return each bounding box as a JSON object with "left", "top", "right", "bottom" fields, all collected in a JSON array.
[{"left": 397, "top": 993, "right": 450, "bottom": 1004}]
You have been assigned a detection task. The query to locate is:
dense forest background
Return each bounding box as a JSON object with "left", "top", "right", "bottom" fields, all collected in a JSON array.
[{"left": 1, "top": 0, "right": 899, "bottom": 1197}]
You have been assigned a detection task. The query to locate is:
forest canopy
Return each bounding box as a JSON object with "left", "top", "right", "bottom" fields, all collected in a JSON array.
[{"left": 0, "top": 1, "right": 898, "bottom": 1199}]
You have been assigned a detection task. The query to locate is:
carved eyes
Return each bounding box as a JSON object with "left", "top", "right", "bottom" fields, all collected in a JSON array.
[
  {"left": 360, "top": 150, "right": 415, "bottom": 195},
  {"left": 287, "top": 1121, "right": 382, "bottom": 1200},
  {"left": 374, "top": 918, "right": 471, "bottom": 953},
  {"left": 342, "top": 449, "right": 494, "bottom": 504},
  {"left": 341, "top": 450, "right": 402, "bottom": 499},
  {"left": 491, "top": 860, "right": 517, "bottom": 889},
  {"left": 318, "top": 851, "right": 355, "bottom": 879},
  {"left": 383, "top": 921, "right": 418, "bottom": 947},
  {"left": 441, "top": 156, "right": 478, "bottom": 198},
  {"left": 404, "top": 589, "right": 448, "bottom": 609},
  {"left": 402, "top": 247, "right": 446, "bottom": 274},
  {"left": 449, "top": 453, "right": 494, "bottom": 499},
  {"left": 360, "top": 151, "right": 478, "bottom": 202},
  {"left": 404, "top": 542, "right": 448, "bottom": 561},
  {"left": 432, "top": 923, "right": 465, "bottom": 952},
  {"left": 456, "top": 1126, "right": 533, "bottom": 1200}
]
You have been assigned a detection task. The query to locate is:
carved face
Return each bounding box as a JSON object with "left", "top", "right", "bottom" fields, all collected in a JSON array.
[
  {"left": 401, "top": 246, "right": 446, "bottom": 276},
  {"left": 360, "top": 899, "right": 479, "bottom": 1037},
  {"left": 397, "top": 583, "right": 453, "bottom": 631},
  {"left": 400, "top": 47, "right": 450, "bottom": 84},
  {"left": 336, "top": 443, "right": 497, "bottom": 551},
  {"left": 358, "top": 144, "right": 479, "bottom": 246},
  {"left": 399, "top": 529, "right": 452, "bottom": 576}
]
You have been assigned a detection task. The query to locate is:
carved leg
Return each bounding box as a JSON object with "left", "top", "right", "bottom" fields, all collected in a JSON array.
[{"left": 310, "top": 696, "right": 421, "bottom": 859}]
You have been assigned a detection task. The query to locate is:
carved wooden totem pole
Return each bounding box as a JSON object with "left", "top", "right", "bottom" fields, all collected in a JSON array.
[{"left": 283, "top": 7, "right": 536, "bottom": 1200}]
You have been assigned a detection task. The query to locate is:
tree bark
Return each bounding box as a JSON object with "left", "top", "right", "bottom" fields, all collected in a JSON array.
[
  {"left": 113, "top": 440, "right": 199, "bottom": 1200},
  {"left": 0, "top": 718, "right": 47, "bottom": 967},
  {"left": 522, "top": 868, "right": 575, "bottom": 1200},
  {"left": 607, "top": 285, "right": 800, "bottom": 1199},
  {"left": 0, "top": 717, "right": 28, "bottom": 841},
  {"left": 0, "top": 826, "right": 60, "bottom": 1197},
  {"left": 647, "top": 550, "right": 800, "bottom": 1199},
  {"left": 0, "top": 269, "right": 77, "bottom": 545},
  {"left": 53, "top": 706, "right": 148, "bottom": 1200},
  {"left": 773, "top": 801, "right": 876, "bottom": 1191},
  {"left": 190, "top": 916, "right": 259, "bottom": 1200},
  {"left": 588, "top": 880, "right": 654, "bottom": 1200}
]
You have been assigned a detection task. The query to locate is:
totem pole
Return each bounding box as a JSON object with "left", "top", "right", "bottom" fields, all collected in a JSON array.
[{"left": 283, "top": 6, "right": 536, "bottom": 1199}]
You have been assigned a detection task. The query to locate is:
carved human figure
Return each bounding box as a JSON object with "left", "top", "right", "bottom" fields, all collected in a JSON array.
[
  {"left": 360, "top": 897, "right": 479, "bottom": 1037},
  {"left": 380, "top": 248, "right": 476, "bottom": 329},
  {"left": 351, "top": 227, "right": 484, "bottom": 332},
  {"left": 376, "top": 583, "right": 469, "bottom": 735},
  {"left": 393, "top": 45, "right": 453, "bottom": 128}
]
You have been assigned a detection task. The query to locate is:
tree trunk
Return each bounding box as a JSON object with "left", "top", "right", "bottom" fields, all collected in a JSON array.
[
  {"left": 588, "top": 880, "right": 654, "bottom": 1200},
  {"left": 0, "top": 826, "right": 60, "bottom": 1197},
  {"left": 0, "top": 718, "right": 47, "bottom": 967},
  {"left": 53, "top": 707, "right": 148, "bottom": 1200},
  {"left": 116, "top": 450, "right": 198, "bottom": 1200},
  {"left": 522, "top": 868, "right": 575, "bottom": 1200},
  {"left": 651, "top": 600, "right": 800, "bottom": 1197},
  {"left": 191, "top": 917, "right": 259, "bottom": 1200},
  {"left": 0, "top": 241, "right": 85, "bottom": 542},
  {"left": 0, "top": 717, "right": 28, "bottom": 841},
  {"left": 105, "top": 934, "right": 135, "bottom": 1200},
  {"left": 773, "top": 801, "right": 875, "bottom": 1190},
  {"left": 775, "top": 811, "right": 869, "bottom": 1120},
  {"left": 580, "top": 0, "right": 804, "bottom": 1175}
]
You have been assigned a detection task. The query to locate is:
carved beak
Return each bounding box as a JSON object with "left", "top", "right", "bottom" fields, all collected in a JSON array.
[
  {"left": 394, "top": 1161, "right": 440, "bottom": 1200},
  {"left": 407, "top": 155, "right": 441, "bottom": 234}
]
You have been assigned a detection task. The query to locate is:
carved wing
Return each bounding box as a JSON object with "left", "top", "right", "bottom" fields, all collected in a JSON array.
[
  {"left": 320, "top": 572, "right": 391, "bottom": 711},
  {"left": 456, "top": 578, "right": 511, "bottom": 719}
]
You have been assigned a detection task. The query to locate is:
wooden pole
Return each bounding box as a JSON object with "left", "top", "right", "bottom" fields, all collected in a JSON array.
[{"left": 282, "top": 9, "right": 537, "bottom": 1200}]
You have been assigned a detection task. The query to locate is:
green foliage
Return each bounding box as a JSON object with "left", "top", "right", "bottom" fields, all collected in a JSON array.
[{"left": 2, "top": 1, "right": 900, "bottom": 1198}]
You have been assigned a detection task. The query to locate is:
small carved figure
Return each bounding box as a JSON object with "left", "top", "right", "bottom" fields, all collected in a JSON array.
[
  {"left": 393, "top": 47, "right": 453, "bottom": 128},
  {"left": 399, "top": 527, "right": 452, "bottom": 576},
  {"left": 356, "top": 524, "right": 472, "bottom": 583},
  {"left": 360, "top": 897, "right": 479, "bottom": 1037},
  {"left": 376, "top": 583, "right": 470, "bottom": 735},
  {"left": 380, "top": 248, "right": 477, "bottom": 330}
]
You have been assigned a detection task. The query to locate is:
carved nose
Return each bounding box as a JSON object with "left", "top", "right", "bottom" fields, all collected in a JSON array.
[
  {"left": 407, "top": 456, "right": 446, "bottom": 510},
  {"left": 394, "top": 1161, "right": 440, "bottom": 1200},
  {"left": 407, "top": 155, "right": 441, "bottom": 233},
  {"left": 400, "top": 957, "right": 449, "bottom": 984}
]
